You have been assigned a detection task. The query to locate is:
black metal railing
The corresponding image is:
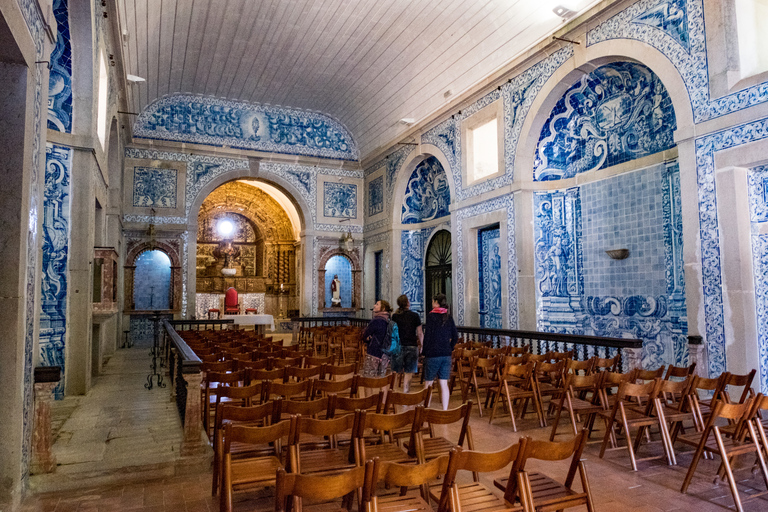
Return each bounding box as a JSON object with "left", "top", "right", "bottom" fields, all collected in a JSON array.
[
  {"left": 456, "top": 326, "right": 643, "bottom": 373},
  {"left": 290, "top": 316, "right": 369, "bottom": 329},
  {"left": 163, "top": 319, "right": 203, "bottom": 424}
]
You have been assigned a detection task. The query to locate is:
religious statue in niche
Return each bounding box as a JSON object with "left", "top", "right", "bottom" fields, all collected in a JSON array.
[
  {"left": 213, "top": 240, "right": 241, "bottom": 270},
  {"left": 331, "top": 275, "right": 342, "bottom": 307}
]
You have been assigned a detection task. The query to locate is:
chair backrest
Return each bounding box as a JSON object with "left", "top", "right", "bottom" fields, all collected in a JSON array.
[
  {"left": 225, "top": 287, "right": 238, "bottom": 308},
  {"left": 635, "top": 366, "right": 665, "bottom": 382},
  {"left": 593, "top": 353, "right": 621, "bottom": 372},
  {"left": 664, "top": 363, "right": 697, "bottom": 381},
  {"left": 250, "top": 367, "right": 286, "bottom": 383},
  {"left": 565, "top": 357, "right": 593, "bottom": 375},
  {"left": 324, "top": 362, "right": 357, "bottom": 379},
  {"left": 214, "top": 382, "right": 263, "bottom": 408},
  {"left": 274, "top": 396, "right": 329, "bottom": 423},
  {"left": 370, "top": 455, "right": 449, "bottom": 502},
  {"left": 266, "top": 379, "right": 313, "bottom": 401},
  {"left": 383, "top": 388, "right": 432, "bottom": 413},
  {"left": 356, "top": 373, "right": 395, "bottom": 395},
  {"left": 314, "top": 376, "right": 356, "bottom": 398},
  {"left": 551, "top": 350, "right": 574, "bottom": 361},
  {"left": 290, "top": 413, "right": 357, "bottom": 469},
  {"left": 722, "top": 369, "right": 756, "bottom": 404},
  {"left": 275, "top": 460, "right": 374, "bottom": 512},
  {"left": 329, "top": 391, "right": 384, "bottom": 417},
  {"left": 223, "top": 416, "right": 294, "bottom": 454},
  {"left": 286, "top": 364, "right": 324, "bottom": 382},
  {"left": 420, "top": 401, "right": 474, "bottom": 450}
]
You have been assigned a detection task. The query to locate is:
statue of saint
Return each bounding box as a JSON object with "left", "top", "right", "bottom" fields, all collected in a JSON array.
[{"left": 331, "top": 275, "right": 342, "bottom": 307}]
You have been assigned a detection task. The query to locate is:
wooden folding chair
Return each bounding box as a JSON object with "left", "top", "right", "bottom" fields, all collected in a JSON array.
[
  {"left": 273, "top": 396, "right": 330, "bottom": 424},
  {"left": 678, "top": 397, "right": 768, "bottom": 512},
  {"left": 304, "top": 354, "right": 335, "bottom": 368},
  {"left": 487, "top": 361, "right": 545, "bottom": 430},
  {"left": 436, "top": 441, "right": 528, "bottom": 512},
  {"left": 353, "top": 408, "right": 420, "bottom": 466},
  {"left": 368, "top": 455, "right": 449, "bottom": 512},
  {"left": 592, "top": 353, "right": 620, "bottom": 373},
  {"left": 460, "top": 355, "right": 499, "bottom": 417},
  {"left": 412, "top": 401, "right": 477, "bottom": 482},
  {"left": 597, "top": 378, "right": 672, "bottom": 470},
  {"left": 212, "top": 401, "right": 275, "bottom": 496},
  {"left": 221, "top": 417, "right": 295, "bottom": 512},
  {"left": 203, "top": 369, "right": 246, "bottom": 439},
  {"left": 382, "top": 388, "right": 432, "bottom": 414},
  {"left": 275, "top": 459, "right": 375, "bottom": 512},
  {"left": 549, "top": 372, "right": 605, "bottom": 440},
  {"left": 356, "top": 373, "right": 395, "bottom": 398},
  {"left": 323, "top": 362, "right": 358, "bottom": 381},
  {"left": 289, "top": 413, "right": 357, "bottom": 475},
  {"left": 663, "top": 362, "right": 696, "bottom": 381},
  {"left": 285, "top": 364, "right": 325, "bottom": 383},
  {"left": 720, "top": 369, "right": 757, "bottom": 404},
  {"left": 515, "top": 431, "right": 595, "bottom": 512},
  {"left": 328, "top": 392, "right": 384, "bottom": 418}
]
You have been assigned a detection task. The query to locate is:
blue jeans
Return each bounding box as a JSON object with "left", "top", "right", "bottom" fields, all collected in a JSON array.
[{"left": 423, "top": 356, "right": 452, "bottom": 381}]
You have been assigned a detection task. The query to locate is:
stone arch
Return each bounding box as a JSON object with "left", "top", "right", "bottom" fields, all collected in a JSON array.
[
  {"left": 317, "top": 248, "right": 362, "bottom": 311},
  {"left": 391, "top": 149, "right": 454, "bottom": 225},
  {"left": 515, "top": 41, "right": 694, "bottom": 182}
]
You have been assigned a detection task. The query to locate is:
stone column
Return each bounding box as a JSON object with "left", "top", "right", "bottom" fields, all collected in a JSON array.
[
  {"left": 622, "top": 347, "right": 644, "bottom": 373},
  {"left": 180, "top": 371, "right": 207, "bottom": 456},
  {"left": 30, "top": 381, "right": 57, "bottom": 474},
  {"left": 688, "top": 336, "right": 708, "bottom": 378}
]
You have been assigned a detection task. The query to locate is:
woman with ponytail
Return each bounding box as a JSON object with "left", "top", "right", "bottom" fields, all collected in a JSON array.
[{"left": 421, "top": 293, "right": 458, "bottom": 410}]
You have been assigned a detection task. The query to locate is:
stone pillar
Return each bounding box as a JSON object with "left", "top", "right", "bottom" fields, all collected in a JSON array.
[
  {"left": 30, "top": 382, "right": 57, "bottom": 474},
  {"left": 67, "top": 148, "right": 97, "bottom": 394},
  {"left": 180, "top": 372, "right": 207, "bottom": 456},
  {"left": 622, "top": 347, "right": 644, "bottom": 373},
  {"left": 688, "top": 336, "right": 708, "bottom": 378}
]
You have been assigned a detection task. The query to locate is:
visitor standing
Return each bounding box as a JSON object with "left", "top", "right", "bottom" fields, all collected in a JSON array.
[
  {"left": 391, "top": 294, "right": 423, "bottom": 393},
  {"left": 362, "top": 300, "right": 393, "bottom": 379},
  {"left": 422, "top": 293, "right": 458, "bottom": 410}
]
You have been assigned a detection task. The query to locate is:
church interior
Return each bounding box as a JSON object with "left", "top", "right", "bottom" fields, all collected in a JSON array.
[{"left": 3, "top": 0, "right": 768, "bottom": 510}]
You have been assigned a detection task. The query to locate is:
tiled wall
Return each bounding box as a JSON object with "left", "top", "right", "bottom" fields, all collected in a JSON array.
[
  {"left": 535, "top": 162, "right": 688, "bottom": 368},
  {"left": 749, "top": 166, "right": 768, "bottom": 393},
  {"left": 401, "top": 156, "right": 451, "bottom": 224},
  {"left": 133, "top": 250, "right": 171, "bottom": 310},
  {"left": 48, "top": 0, "right": 72, "bottom": 132},
  {"left": 478, "top": 225, "right": 502, "bottom": 329},
  {"left": 39, "top": 144, "right": 73, "bottom": 399},
  {"left": 581, "top": 166, "right": 667, "bottom": 297},
  {"left": 324, "top": 255, "right": 352, "bottom": 308}
]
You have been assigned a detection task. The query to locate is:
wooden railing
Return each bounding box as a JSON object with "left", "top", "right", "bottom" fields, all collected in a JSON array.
[
  {"left": 456, "top": 326, "right": 644, "bottom": 373},
  {"left": 169, "top": 318, "right": 234, "bottom": 331},
  {"left": 290, "top": 316, "right": 369, "bottom": 329},
  {"left": 162, "top": 320, "right": 207, "bottom": 456}
]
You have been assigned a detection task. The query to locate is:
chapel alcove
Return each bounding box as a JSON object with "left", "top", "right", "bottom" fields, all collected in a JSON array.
[{"left": 194, "top": 180, "right": 299, "bottom": 318}]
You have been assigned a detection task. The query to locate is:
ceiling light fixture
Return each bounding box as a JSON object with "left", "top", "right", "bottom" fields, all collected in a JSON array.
[
  {"left": 127, "top": 74, "right": 146, "bottom": 83},
  {"left": 400, "top": 118, "right": 415, "bottom": 126},
  {"left": 553, "top": 5, "right": 577, "bottom": 19}
]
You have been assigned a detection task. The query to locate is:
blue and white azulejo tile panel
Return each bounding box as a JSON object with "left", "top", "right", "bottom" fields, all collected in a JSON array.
[
  {"left": 133, "top": 167, "right": 178, "bottom": 208},
  {"left": 534, "top": 162, "right": 688, "bottom": 368},
  {"left": 588, "top": 0, "right": 768, "bottom": 122},
  {"left": 324, "top": 182, "right": 357, "bottom": 219},
  {"left": 47, "top": 0, "right": 72, "bottom": 133},
  {"left": 478, "top": 226, "right": 502, "bottom": 329},
  {"left": 401, "top": 157, "right": 451, "bottom": 224},
  {"left": 368, "top": 176, "right": 384, "bottom": 217},
  {"left": 39, "top": 143, "right": 73, "bottom": 399},
  {"left": 133, "top": 94, "right": 358, "bottom": 161},
  {"left": 534, "top": 61, "right": 676, "bottom": 181},
  {"left": 401, "top": 231, "right": 424, "bottom": 313},
  {"left": 749, "top": 165, "right": 768, "bottom": 393}
]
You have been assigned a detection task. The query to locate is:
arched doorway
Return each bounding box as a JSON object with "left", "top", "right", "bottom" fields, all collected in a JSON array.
[
  {"left": 425, "top": 230, "right": 452, "bottom": 309},
  {"left": 133, "top": 250, "right": 172, "bottom": 310}
]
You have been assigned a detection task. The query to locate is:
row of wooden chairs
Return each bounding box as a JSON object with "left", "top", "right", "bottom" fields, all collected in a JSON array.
[{"left": 219, "top": 406, "right": 594, "bottom": 512}]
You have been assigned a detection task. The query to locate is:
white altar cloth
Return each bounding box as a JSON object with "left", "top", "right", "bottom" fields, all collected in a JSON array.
[{"left": 222, "top": 314, "right": 275, "bottom": 331}]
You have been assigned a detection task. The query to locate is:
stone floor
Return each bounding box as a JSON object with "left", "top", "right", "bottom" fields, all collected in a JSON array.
[{"left": 20, "top": 339, "right": 768, "bottom": 511}]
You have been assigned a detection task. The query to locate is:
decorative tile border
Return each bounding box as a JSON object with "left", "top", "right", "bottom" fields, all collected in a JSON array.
[
  {"left": 47, "top": 0, "right": 72, "bottom": 132},
  {"left": 133, "top": 93, "right": 358, "bottom": 161},
  {"left": 749, "top": 165, "right": 768, "bottom": 393},
  {"left": 694, "top": 117, "right": 768, "bottom": 377},
  {"left": 401, "top": 231, "right": 424, "bottom": 313},
  {"left": 454, "top": 194, "right": 517, "bottom": 328}
]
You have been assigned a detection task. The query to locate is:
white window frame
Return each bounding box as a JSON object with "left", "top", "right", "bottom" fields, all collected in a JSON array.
[{"left": 462, "top": 99, "right": 504, "bottom": 188}]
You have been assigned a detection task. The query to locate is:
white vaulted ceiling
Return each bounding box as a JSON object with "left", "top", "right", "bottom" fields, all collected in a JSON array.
[{"left": 117, "top": 0, "right": 597, "bottom": 159}]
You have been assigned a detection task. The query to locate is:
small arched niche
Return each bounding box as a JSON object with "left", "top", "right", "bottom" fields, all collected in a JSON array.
[
  {"left": 324, "top": 255, "right": 353, "bottom": 309},
  {"left": 133, "top": 249, "right": 172, "bottom": 310}
]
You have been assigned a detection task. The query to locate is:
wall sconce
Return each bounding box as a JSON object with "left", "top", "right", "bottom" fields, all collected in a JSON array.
[{"left": 605, "top": 248, "right": 630, "bottom": 260}]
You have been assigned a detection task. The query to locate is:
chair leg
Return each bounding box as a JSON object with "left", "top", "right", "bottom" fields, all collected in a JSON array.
[
  {"left": 681, "top": 432, "right": 710, "bottom": 493},
  {"left": 618, "top": 404, "right": 639, "bottom": 471},
  {"left": 578, "top": 461, "right": 596, "bottom": 512},
  {"left": 713, "top": 429, "right": 744, "bottom": 512}
]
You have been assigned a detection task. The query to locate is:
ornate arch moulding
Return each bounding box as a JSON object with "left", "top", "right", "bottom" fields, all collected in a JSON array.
[
  {"left": 124, "top": 240, "right": 183, "bottom": 312},
  {"left": 132, "top": 94, "right": 359, "bottom": 161}
]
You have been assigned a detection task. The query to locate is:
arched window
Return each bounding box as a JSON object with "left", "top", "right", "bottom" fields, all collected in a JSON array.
[
  {"left": 425, "top": 230, "right": 452, "bottom": 308},
  {"left": 325, "top": 255, "right": 352, "bottom": 308},
  {"left": 133, "top": 250, "right": 171, "bottom": 310}
]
